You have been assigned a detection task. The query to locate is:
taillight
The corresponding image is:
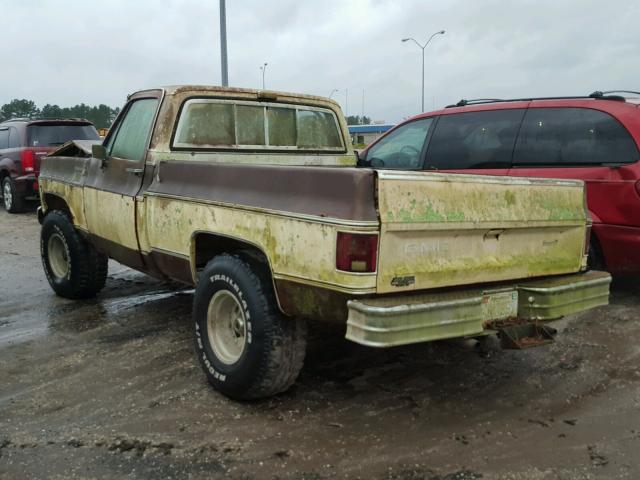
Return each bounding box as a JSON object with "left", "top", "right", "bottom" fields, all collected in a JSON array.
[
  {"left": 21, "top": 150, "right": 35, "bottom": 173},
  {"left": 336, "top": 232, "right": 378, "bottom": 273}
]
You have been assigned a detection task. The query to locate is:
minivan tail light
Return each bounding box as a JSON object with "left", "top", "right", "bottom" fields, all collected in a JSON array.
[
  {"left": 21, "top": 149, "right": 35, "bottom": 173},
  {"left": 336, "top": 232, "right": 378, "bottom": 273}
]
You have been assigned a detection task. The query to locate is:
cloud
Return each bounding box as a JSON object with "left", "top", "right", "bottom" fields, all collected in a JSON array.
[{"left": 0, "top": 0, "right": 637, "bottom": 123}]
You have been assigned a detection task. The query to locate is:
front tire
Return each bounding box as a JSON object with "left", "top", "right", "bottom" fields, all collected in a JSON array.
[
  {"left": 194, "top": 254, "right": 307, "bottom": 400},
  {"left": 2, "top": 177, "right": 25, "bottom": 214},
  {"left": 41, "top": 210, "right": 108, "bottom": 299}
]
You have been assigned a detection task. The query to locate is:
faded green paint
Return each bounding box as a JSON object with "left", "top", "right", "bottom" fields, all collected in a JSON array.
[{"left": 376, "top": 170, "right": 588, "bottom": 294}]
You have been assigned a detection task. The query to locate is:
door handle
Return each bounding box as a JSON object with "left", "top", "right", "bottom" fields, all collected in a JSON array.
[{"left": 125, "top": 167, "right": 143, "bottom": 176}]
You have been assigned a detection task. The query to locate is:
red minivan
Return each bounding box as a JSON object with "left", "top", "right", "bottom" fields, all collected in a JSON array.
[{"left": 359, "top": 91, "right": 640, "bottom": 274}]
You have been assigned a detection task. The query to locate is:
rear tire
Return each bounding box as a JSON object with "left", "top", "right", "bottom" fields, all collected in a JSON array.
[
  {"left": 2, "top": 177, "right": 25, "bottom": 214},
  {"left": 194, "top": 254, "right": 307, "bottom": 400},
  {"left": 41, "top": 210, "right": 108, "bottom": 299}
]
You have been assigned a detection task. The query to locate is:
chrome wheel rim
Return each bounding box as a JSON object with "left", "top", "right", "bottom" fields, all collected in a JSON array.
[
  {"left": 47, "top": 233, "right": 70, "bottom": 279},
  {"left": 207, "top": 290, "right": 247, "bottom": 365},
  {"left": 3, "top": 180, "right": 12, "bottom": 210}
]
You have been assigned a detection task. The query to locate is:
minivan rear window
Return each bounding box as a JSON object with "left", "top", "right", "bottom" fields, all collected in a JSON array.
[
  {"left": 425, "top": 109, "right": 525, "bottom": 170},
  {"left": 513, "top": 107, "right": 639, "bottom": 166},
  {"left": 27, "top": 124, "right": 100, "bottom": 147}
]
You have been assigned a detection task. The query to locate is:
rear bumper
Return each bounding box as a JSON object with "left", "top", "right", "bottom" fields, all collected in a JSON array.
[
  {"left": 346, "top": 270, "right": 611, "bottom": 347},
  {"left": 13, "top": 174, "right": 39, "bottom": 197}
]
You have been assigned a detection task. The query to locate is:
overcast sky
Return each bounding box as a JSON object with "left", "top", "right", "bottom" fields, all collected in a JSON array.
[{"left": 1, "top": 0, "right": 638, "bottom": 123}]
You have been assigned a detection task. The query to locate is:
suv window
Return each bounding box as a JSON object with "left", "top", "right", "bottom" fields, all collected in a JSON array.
[
  {"left": 365, "top": 118, "right": 433, "bottom": 169},
  {"left": 173, "top": 99, "right": 344, "bottom": 151},
  {"left": 0, "top": 128, "right": 8, "bottom": 149},
  {"left": 425, "top": 109, "right": 525, "bottom": 169},
  {"left": 108, "top": 98, "right": 159, "bottom": 161},
  {"left": 8, "top": 127, "right": 21, "bottom": 148},
  {"left": 27, "top": 124, "right": 99, "bottom": 147},
  {"left": 513, "top": 107, "right": 639, "bottom": 166}
]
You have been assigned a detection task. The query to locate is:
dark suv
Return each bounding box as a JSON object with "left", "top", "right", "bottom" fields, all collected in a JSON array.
[
  {"left": 0, "top": 118, "right": 100, "bottom": 213},
  {"left": 359, "top": 91, "right": 640, "bottom": 274}
]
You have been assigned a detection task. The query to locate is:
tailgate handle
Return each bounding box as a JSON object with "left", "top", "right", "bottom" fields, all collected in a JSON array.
[{"left": 484, "top": 229, "right": 504, "bottom": 240}]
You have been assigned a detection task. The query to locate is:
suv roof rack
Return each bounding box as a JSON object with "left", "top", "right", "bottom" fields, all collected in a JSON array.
[
  {"left": 446, "top": 92, "right": 631, "bottom": 109},
  {"left": 3, "top": 117, "right": 91, "bottom": 123}
]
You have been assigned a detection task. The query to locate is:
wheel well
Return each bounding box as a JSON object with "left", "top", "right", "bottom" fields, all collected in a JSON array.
[
  {"left": 588, "top": 231, "right": 606, "bottom": 269},
  {"left": 192, "top": 232, "right": 271, "bottom": 275},
  {"left": 42, "top": 193, "right": 72, "bottom": 218}
]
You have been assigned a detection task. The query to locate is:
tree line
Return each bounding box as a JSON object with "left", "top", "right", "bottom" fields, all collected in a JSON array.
[
  {"left": 346, "top": 115, "right": 372, "bottom": 125},
  {"left": 1, "top": 98, "right": 368, "bottom": 129},
  {"left": 0, "top": 99, "right": 120, "bottom": 129}
]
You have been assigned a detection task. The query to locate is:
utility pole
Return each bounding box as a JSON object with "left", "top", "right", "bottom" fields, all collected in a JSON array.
[
  {"left": 219, "top": 0, "right": 229, "bottom": 86},
  {"left": 345, "top": 88, "right": 349, "bottom": 117},
  {"left": 361, "top": 89, "right": 365, "bottom": 124},
  {"left": 260, "top": 63, "right": 267, "bottom": 89}
]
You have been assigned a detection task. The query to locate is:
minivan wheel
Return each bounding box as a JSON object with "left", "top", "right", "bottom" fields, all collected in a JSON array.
[
  {"left": 41, "top": 210, "right": 108, "bottom": 299},
  {"left": 2, "top": 177, "right": 25, "bottom": 214},
  {"left": 194, "top": 254, "right": 307, "bottom": 400}
]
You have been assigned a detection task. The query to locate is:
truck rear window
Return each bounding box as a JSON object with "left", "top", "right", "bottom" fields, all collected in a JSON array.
[
  {"left": 27, "top": 124, "right": 100, "bottom": 147},
  {"left": 173, "top": 99, "right": 344, "bottom": 151}
]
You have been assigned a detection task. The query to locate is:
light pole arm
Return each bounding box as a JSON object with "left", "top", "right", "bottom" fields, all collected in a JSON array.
[
  {"left": 404, "top": 37, "right": 425, "bottom": 50},
  {"left": 424, "top": 31, "right": 441, "bottom": 50}
]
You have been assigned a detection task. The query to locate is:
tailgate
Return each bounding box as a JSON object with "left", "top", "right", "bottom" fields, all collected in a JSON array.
[{"left": 376, "top": 170, "right": 587, "bottom": 294}]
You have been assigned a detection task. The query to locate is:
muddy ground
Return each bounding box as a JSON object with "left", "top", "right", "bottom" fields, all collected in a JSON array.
[{"left": 1, "top": 207, "right": 639, "bottom": 480}]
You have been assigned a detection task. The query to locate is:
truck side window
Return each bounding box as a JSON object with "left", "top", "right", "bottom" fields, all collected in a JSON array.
[
  {"left": 513, "top": 107, "right": 639, "bottom": 166},
  {"left": 366, "top": 118, "right": 433, "bottom": 169},
  {"left": 109, "top": 98, "right": 159, "bottom": 161},
  {"left": 425, "top": 109, "right": 525, "bottom": 170}
]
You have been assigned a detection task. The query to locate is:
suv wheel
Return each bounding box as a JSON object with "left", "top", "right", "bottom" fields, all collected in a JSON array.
[
  {"left": 194, "top": 254, "right": 307, "bottom": 400},
  {"left": 2, "top": 177, "right": 25, "bottom": 214},
  {"left": 41, "top": 210, "right": 108, "bottom": 299}
]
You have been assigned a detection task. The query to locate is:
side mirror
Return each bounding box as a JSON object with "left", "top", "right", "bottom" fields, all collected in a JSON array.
[{"left": 92, "top": 144, "right": 107, "bottom": 168}]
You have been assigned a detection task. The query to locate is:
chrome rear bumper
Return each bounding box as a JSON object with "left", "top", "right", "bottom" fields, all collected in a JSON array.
[{"left": 346, "top": 270, "right": 611, "bottom": 347}]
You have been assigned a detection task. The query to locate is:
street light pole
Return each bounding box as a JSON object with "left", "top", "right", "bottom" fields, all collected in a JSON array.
[
  {"left": 329, "top": 89, "right": 338, "bottom": 99},
  {"left": 219, "top": 0, "right": 229, "bottom": 86},
  {"left": 402, "top": 30, "right": 445, "bottom": 112},
  {"left": 260, "top": 62, "right": 268, "bottom": 89}
]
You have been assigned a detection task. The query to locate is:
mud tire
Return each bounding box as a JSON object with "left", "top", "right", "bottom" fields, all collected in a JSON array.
[
  {"left": 41, "top": 210, "right": 108, "bottom": 299},
  {"left": 2, "top": 177, "right": 25, "bottom": 214},
  {"left": 194, "top": 254, "right": 307, "bottom": 400}
]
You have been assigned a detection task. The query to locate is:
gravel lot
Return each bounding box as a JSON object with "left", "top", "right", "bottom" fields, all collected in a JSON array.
[{"left": 1, "top": 207, "right": 639, "bottom": 480}]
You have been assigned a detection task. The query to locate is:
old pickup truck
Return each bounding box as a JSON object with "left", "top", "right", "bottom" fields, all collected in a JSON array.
[{"left": 38, "top": 85, "right": 611, "bottom": 399}]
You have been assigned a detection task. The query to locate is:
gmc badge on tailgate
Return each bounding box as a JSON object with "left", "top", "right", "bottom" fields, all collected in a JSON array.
[{"left": 391, "top": 275, "right": 415, "bottom": 287}]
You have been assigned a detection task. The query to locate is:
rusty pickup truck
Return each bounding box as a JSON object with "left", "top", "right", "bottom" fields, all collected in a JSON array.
[{"left": 38, "top": 86, "right": 611, "bottom": 399}]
